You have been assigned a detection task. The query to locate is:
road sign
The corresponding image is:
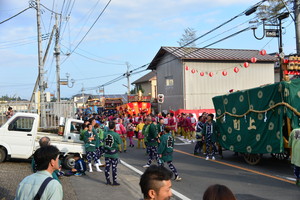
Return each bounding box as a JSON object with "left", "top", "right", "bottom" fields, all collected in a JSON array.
[{"left": 265, "top": 29, "right": 279, "bottom": 37}]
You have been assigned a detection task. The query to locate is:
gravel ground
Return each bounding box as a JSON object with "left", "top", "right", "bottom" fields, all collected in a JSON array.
[{"left": 0, "top": 159, "right": 77, "bottom": 200}]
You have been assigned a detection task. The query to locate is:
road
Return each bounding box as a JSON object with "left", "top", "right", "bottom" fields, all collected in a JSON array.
[
  {"left": 1, "top": 137, "right": 300, "bottom": 200},
  {"left": 119, "top": 138, "right": 300, "bottom": 200}
]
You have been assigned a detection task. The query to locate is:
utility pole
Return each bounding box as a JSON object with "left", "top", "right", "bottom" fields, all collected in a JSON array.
[
  {"left": 81, "top": 84, "right": 85, "bottom": 107},
  {"left": 36, "top": 0, "right": 47, "bottom": 128},
  {"left": 126, "top": 62, "right": 131, "bottom": 94},
  {"left": 55, "top": 13, "right": 61, "bottom": 102},
  {"left": 295, "top": 0, "right": 300, "bottom": 54}
]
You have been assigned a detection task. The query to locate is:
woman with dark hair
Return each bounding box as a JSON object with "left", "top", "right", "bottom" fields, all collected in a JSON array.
[{"left": 203, "top": 184, "right": 236, "bottom": 200}]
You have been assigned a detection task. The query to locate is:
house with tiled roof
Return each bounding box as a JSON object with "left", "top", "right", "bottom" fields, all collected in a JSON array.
[
  {"left": 147, "top": 46, "right": 277, "bottom": 111},
  {"left": 132, "top": 71, "right": 157, "bottom": 99}
]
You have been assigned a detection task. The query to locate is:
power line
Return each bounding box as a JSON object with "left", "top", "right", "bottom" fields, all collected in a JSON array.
[
  {"left": 61, "top": 0, "right": 112, "bottom": 65},
  {"left": 40, "top": 3, "right": 61, "bottom": 15},
  {"left": 79, "top": 0, "right": 268, "bottom": 91},
  {"left": 60, "top": 43, "right": 126, "bottom": 65},
  {"left": 0, "top": 7, "right": 31, "bottom": 25},
  {"left": 69, "top": 0, "right": 102, "bottom": 49}
]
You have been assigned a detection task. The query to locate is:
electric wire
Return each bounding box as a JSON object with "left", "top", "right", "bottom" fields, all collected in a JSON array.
[
  {"left": 69, "top": 0, "right": 102, "bottom": 49},
  {"left": 60, "top": 43, "right": 126, "bottom": 65},
  {"left": 0, "top": 7, "right": 31, "bottom": 25},
  {"left": 40, "top": 3, "right": 61, "bottom": 15},
  {"left": 61, "top": 0, "right": 112, "bottom": 65}
]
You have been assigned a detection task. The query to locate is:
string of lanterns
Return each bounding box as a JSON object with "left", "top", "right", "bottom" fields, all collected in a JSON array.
[{"left": 185, "top": 50, "right": 267, "bottom": 77}]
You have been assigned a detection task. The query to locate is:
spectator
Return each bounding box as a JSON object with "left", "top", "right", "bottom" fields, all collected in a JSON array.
[
  {"left": 15, "top": 146, "right": 63, "bottom": 200},
  {"left": 31, "top": 137, "right": 61, "bottom": 182},
  {"left": 203, "top": 184, "right": 236, "bottom": 200},
  {"left": 6, "top": 106, "right": 14, "bottom": 119},
  {"left": 139, "top": 165, "right": 173, "bottom": 200}
]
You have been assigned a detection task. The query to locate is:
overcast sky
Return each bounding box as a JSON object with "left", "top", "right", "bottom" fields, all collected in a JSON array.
[{"left": 0, "top": 0, "right": 296, "bottom": 99}]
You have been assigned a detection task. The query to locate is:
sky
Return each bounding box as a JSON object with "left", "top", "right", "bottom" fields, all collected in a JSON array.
[{"left": 0, "top": 0, "right": 297, "bottom": 100}]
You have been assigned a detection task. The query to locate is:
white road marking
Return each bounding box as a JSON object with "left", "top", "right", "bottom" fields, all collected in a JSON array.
[
  {"left": 175, "top": 137, "right": 192, "bottom": 145},
  {"left": 120, "top": 159, "right": 192, "bottom": 200}
]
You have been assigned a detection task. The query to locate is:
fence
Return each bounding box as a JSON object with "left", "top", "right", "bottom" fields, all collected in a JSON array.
[{"left": 0, "top": 101, "right": 76, "bottom": 129}]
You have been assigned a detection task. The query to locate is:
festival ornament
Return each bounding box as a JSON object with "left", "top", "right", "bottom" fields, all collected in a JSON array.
[
  {"left": 191, "top": 69, "right": 196, "bottom": 74},
  {"left": 185, "top": 66, "right": 189, "bottom": 71},
  {"left": 200, "top": 72, "right": 204, "bottom": 76},
  {"left": 222, "top": 71, "right": 228, "bottom": 76},
  {"left": 234, "top": 67, "right": 239, "bottom": 73},
  {"left": 251, "top": 57, "right": 257, "bottom": 63},
  {"left": 259, "top": 49, "right": 267, "bottom": 56},
  {"left": 283, "top": 59, "right": 289, "bottom": 64},
  {"left": 209, "top": 72, "right": 214, "bottom": 77},
  {"left": 243, "top": 62, "right": 249, "bottom": 68}
]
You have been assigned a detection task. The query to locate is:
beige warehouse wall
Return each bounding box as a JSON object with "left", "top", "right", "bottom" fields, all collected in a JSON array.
[{"left": 184, "top": 61, "right": 275, "bottom": 109}]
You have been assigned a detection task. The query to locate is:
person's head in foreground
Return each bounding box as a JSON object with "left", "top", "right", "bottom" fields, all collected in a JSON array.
[
  {"left": 34, "top": 145, "right": 60, "bottom": 173},
  {"left": 203, "top": 184, "right": 236, "bottom": 200},
  {"left": 140, "top": 165, "right": 173, "bottom": 200}
]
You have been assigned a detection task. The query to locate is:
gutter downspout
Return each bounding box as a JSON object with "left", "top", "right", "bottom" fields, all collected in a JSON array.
[{"left": 182, "top": 60, "right": 186, "bottom": 110}]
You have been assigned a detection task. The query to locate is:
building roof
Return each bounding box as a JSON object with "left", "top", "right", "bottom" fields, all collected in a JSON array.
[
  {"left": 89, "top": 94, "right": 128, "bottom": 103},
  {"left": 132, "top": 71, "right": 156, "bottom": 85},
  {"left": 72, "top": 93, "right": 93, "bottom": 98},
  {"left": 148, "top": 46, "right": 278, "bottom": 70}
]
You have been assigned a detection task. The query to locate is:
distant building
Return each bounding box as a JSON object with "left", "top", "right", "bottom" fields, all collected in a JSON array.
[
  {"left": 132, "top": 71, "right": 157, "bottom": 100},
  {"left": 72, "top": 93, "right": 128, "bottom": 109},
  {"left": 147, "top": 46, "right": 277, "bottom": 111}
]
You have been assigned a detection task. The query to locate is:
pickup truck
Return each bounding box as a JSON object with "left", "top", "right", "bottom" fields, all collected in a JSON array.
[{"left": 0, "top": 113, "right": 85, "bottom": 169}]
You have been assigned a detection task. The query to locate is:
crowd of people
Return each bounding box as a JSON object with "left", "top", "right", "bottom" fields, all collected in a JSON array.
[{"left": 76, "top": 110, "right": 223, "bottom": 163}]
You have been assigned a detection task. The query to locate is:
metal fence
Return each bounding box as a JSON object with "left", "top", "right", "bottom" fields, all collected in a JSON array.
[{"left": 0, "top": 102, "right": 76, "bottom": 129}]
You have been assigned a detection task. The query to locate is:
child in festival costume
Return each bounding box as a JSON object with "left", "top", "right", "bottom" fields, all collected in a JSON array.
[
  {"left": 127, "top": 119, "right": 136, "bottom": 147},
  {"left": 83, "top": 124, "right": 102, "bottom": 172},
  {"left": 194, "top": 116, "right": 205, "bottom": 155},
  {"left": 115, "top": 118, "right": 127, "bottom": 153},
  {"left": 289, "top": 128, "right": 300, "bottom": 186},
  {"left": 202, "top": 114, "right": 219, "bottom": 160},
  {"left": 94, "top": 123, "right": 105, "bottom": 167},
  {"left": 157, "top": 127, "right": 182, "bottom": 181},
  {"left": 67, "top": 153, "right": 87, "bottom": 176},
  {"left": 136, "top": 118, "right": 146, "bottom": 149}
]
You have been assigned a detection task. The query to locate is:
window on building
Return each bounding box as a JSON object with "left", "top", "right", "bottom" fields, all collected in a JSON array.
[{"left": 165, "top": 77, "right": 174, "bottom": 86}]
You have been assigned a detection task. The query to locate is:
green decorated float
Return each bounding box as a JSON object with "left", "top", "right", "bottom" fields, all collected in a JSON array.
[{"left": 212, "top": 79, "right": 300, "bottom": 165}]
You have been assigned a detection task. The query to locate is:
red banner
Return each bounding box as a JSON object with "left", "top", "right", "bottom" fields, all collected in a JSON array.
[
  {"left": 170, "top": 109, "right": 215, "bottom": 117},
  {"left": 117, "top": 102, "right": 151, "bottom": 115}
]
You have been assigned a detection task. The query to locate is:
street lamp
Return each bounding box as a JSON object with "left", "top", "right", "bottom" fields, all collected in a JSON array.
[
  {"left": 65, "top": 73, "right": 75, "bottom": 88},
  {"left": 251, "top": 12, "right": 290, "bottom": 81}
]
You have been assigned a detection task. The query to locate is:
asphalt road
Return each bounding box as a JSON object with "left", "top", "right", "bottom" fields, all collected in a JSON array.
[
  {"left": 1, "top": 138, "right": 300, "bottom": 200},
  {"left": 119, "top": 138, "right": 300, "bottom": 200}
]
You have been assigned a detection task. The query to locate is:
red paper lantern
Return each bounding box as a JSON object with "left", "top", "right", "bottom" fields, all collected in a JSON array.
[
  {"left": 209, "top": 72, "right": 214, "bottom": 77},
  {"left": 200, "top": 72, "right": 204, "bottom": 76},
  {"left": 283, "top": 59, "right": 289, "bottom": 64},
  {"left": 260, "top": 49, "right": 267, "bottom": 56},
  {"left": 234, "top": 67, "right": 239, "bottom": 73},
  {"left": 251, "top": 57, "right": 257, "bottom": 63},
  {"left": 191, "top": 69, "right": 196, "bottom": 74},
  {"left": 243, "top": 62, "right": 249, "bottom": 68},
  {"left": 222, "top": 71, "right": 228, "bottom": 76},
  {"left": 185, "top": 66, "right": 189, "bottom": 71}
]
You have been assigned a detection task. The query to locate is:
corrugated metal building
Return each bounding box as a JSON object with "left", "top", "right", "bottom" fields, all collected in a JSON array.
[
  {"left": 132, "top": 71, "right": 157, "bottom": 99},
  {"left": 147, "top": 46, "right": 277, "bottom": 111}
]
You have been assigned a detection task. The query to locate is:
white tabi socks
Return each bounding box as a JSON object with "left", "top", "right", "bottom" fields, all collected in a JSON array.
[
  {"left": 97, "top": 159, "right": 103, "bottom": 166},
  {"left": 88, "top": 163, "right": 93, "bottom": 172},
  {"left": 95, "top": 163, "right": 103, "bottom": 172}
]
